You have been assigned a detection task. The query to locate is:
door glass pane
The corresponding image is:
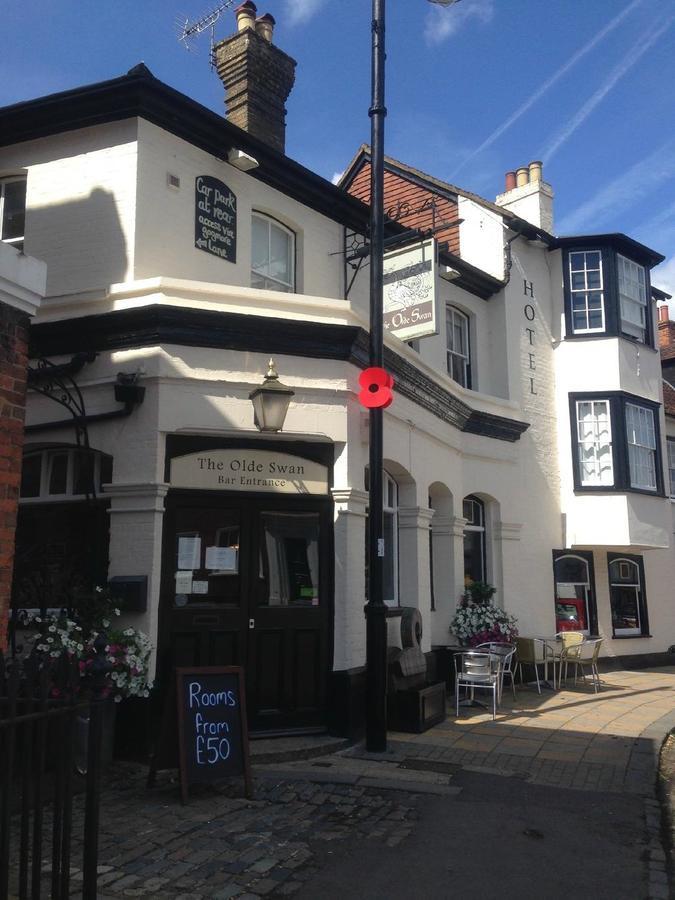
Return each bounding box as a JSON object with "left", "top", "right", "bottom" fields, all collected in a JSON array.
[
  {"left": 20, "top": 454, "right": 41, "bottom": 497},
  {"left": 259, "top": 512, "right": 320, "bottom": 607},
  {"left": 47, "top": 452, "right": 68, "bottom": 495},
  {"left": 173, "top": 509, "right": 240, "bottom": 606}
]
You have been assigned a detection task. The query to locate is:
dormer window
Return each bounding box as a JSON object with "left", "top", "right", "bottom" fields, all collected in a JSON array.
[{"left": 563, "top": 243, "right": 652, "bottom": 345}]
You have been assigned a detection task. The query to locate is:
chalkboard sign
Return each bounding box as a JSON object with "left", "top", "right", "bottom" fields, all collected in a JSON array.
[
  {"left": 195, "top": 175, "right": 237, "bottom": 263},
  {"left": 176, "top": 667, "right": 252, "bottom": 802}
]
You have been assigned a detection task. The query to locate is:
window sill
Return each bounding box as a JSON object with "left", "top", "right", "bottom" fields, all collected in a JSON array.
[
  {"left": 573, "top": 486, "right": 666, "bottom": 499},
  {"left": 563, "top": 332, "right": 655, "bottom": 351},
  {"left": 611, "top": 634, "right": 652, "bottom": 640}
]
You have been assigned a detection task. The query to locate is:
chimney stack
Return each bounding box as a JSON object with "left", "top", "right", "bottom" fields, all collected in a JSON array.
[
  {"left": 213, "top": 2, "right": 296, "bottom": 154},
  {"left": 658, "top": 305, "right": 675, "bottom": 350},
  {"left": 496, "top": 160, "right": 554, "bottom": 233}
]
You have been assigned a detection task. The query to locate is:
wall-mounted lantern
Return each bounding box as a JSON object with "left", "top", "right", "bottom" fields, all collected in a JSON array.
[{"left": 249, "top": 359, "right": 294, "bottom": 432}]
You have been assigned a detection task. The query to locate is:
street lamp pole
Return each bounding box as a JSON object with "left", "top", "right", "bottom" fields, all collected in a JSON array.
[
  {"left": 364, "top": 0, "right": 460, "bottom": 752},
  {"left": 365, "top": 0, "right": 388, "bottom": 753}
]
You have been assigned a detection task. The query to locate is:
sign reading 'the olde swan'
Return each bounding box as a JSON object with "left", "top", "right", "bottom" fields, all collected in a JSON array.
[
  {"left": 170, "top": 450, "right": 329, "bottom": 496},
  {"left": 195, "top": 176, "right": 236, "bottom": 262}
]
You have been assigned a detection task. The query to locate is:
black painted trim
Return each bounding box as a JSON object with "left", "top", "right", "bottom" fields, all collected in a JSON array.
[
  {"left": 568, "top": 391, "right": 665, "bottom": 496},
  {"left": 29, "top": 305, "right": 529, "bottom": 443},
  {"left": 607, "top": 552, "right": 650, "bottom": 638},
  {"left": 555, "top": 234, "right": 664, "bottom": 269},
  {"left": 552, "top": 549, "right": 598, "bottom": 637}
]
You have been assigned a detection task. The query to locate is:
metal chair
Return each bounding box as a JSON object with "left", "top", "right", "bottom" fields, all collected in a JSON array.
[
  {"left": 561, "top": 638, "right": 603, "bottom": 693},
  {"left": 475, "top": 642, "right": 517, "bottom": 702},
  {"left": 514, "top": 637, "right": 555, "bottom": 694},
  {"left": 454, "top": 651, "right": 499, "bottom": 720},
  {"left": 554, "top": 631, "right": 585, "bottom": 687}
]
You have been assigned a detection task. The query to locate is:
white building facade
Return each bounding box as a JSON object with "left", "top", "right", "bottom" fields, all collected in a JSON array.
[{"left": 2, "top": 14, "right": 673, "bottom": 737}]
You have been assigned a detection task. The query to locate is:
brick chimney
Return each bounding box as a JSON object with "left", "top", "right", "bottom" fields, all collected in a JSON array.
[
  {"left": 495, "top": 160, "right": 554, "bottom": 233},
  {"left": 658, "top": 304, "right": 675, "bottom": 350},
  {"left": 213, "top": 2, "right": 297, "bottom": 154}
]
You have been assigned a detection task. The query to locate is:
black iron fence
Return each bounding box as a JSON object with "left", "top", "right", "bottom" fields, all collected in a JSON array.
[{"left": 0, "top": 651, "right": 104, "bottom": 900}]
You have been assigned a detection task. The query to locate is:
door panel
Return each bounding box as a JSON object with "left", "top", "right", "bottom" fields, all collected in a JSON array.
[{"left": 161, "top": 495, "right": 331, "bottom": 732}]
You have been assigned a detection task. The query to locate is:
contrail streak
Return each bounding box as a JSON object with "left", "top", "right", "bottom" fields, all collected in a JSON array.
[
  {"left": 543, "top": 14, "right": 675, "bottom": 163},
  {"left": 448, "top": 0, "right": 644, "bottom": 179}
]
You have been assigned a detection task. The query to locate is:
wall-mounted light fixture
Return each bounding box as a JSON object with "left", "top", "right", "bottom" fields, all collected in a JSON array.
[
  {"left": 249, "top": 359, "right": 294, "bottom": 432},
  {"left": 228, "top": 148, "right": 260, "bottom": 171}
]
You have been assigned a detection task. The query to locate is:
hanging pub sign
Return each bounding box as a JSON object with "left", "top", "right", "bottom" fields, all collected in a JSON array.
[
  {"left": 383, "top": 238, "right": 438, "bottom": 342},
  {"left": 195, "top": 175, "right": 237, "bottom": 262}
]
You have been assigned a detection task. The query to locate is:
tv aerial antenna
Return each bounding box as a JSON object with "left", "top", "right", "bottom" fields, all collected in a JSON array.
[{"left": 176, "top": 0, "right": 237, "bottom": 67}]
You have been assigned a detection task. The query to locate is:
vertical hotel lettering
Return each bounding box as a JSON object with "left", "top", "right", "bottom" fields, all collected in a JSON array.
[{"left": 524, "top": 278, "right": 536, "bottom": 395}]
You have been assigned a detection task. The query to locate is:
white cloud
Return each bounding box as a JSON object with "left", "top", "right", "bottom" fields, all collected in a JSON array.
[
  {"left": 557, "top": 139, "right": 675, "bottom": 234},
  {"left": 424, "top": 0, "right": 494, "bottom": 46},
  {"left": 449, "top": 0, "right": 644, "bottom": 178},
  {"left": 331, "top": 171, "right": 344, "bottom": 185},
  {"left": 284, "top": 0, "right": 327, "bottom": 27},
  {"left": 655, "top": 257, "right": 675, "bottom": 298},
  {"left": 542, "top": 13, "right": 675, "bottom": 163}
]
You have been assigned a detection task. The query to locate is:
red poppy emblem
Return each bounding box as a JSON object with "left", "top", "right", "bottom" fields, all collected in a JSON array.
[{"left": 358, "top": 367, "right": 394, "bottom": 409}]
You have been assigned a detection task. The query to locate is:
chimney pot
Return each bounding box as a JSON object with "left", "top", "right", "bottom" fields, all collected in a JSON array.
[
  {"left": 255, "top": 13, "right": 275, "bottom": 42},
  {"left": 235, "top": 1, "right": 257, "bottom": 31},
  {"left": 528, "top": 160, "right": 543, "bottom": 183},
  {"left": 658, "top": 304, "right": 670, "bottom": 323},
  {"left": 505, "top": 171, "right": 517, "bottom": 191},
  {"left": 516, "top": 166, "right": 529, "bottom": 188}
]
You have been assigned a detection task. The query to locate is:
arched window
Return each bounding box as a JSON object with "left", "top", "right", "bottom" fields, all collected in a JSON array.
[
  {"left": 446, "top": 305, "right": 470, "bottom": 388},
  {"left": 251, "top": 213, "right": 295, "bottom": 292},
  {"left": 553, "top": 552, "right": 595, "bottom": 634},
  {"left": 608, "top": 554, "right": 648, "bottom": 637},
  {"left": 463, "top": 495, "right": 485, "bottom": 585},
  {"left": 20, "top": 446, "right": 112, "bottom": 501}
]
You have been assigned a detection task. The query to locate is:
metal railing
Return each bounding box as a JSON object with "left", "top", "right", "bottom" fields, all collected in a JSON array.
[{"left": 0, "top": 651, "right": 104, "bottom": 899}]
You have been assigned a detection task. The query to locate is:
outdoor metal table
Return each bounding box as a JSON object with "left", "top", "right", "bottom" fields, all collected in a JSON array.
[{"left": 519, "top": 635, "right": 561, "bottom": 690}]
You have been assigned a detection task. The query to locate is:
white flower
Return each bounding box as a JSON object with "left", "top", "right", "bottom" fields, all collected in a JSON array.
[{"left": 95, "top": 586, "right": 103, "bottom": 594}]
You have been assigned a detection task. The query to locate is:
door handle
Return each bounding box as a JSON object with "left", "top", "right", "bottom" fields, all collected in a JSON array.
[{"left": 249, "top": 618, "right": 255, "bottom": 630}]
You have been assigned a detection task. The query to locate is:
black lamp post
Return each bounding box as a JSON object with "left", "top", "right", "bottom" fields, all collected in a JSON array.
[{"left": 365, "top": 0, "right": 460, "bottom": 752}]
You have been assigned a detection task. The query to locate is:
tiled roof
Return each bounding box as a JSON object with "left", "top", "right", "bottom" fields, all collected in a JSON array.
[{"left": 663, "top": 379, "right": 675, "bottom": 417}]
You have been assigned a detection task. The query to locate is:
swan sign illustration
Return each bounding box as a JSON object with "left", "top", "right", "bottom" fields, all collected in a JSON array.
[{"left": 382, "top": 238, "right": 439, "bottom": 342}]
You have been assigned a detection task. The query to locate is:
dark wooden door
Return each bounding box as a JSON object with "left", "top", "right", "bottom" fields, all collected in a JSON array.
[{"left": 160, "top": 494, "right": 331, "bottom": 732}]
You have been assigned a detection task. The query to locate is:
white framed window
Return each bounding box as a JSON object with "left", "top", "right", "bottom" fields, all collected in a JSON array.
[
  {"left": 569, "top": 251, "right": 604, "bottom": 334},
  {"left": 576, "top": 400, "right": 613, "bottom": 486},
  {"left": 446, "top": 305, "right": 470, "bottom": 388},
  {"left": 667, "top": 438, "right": 675, "bottom": 498},
  {"left": 19, "top": 447, "right": 110, "bottom": 502},
  {"left": 251, "top": 213, "right": 295, "bottom": 292},
  {"left": 617, "top": 254, "right": 647, "bottom": 342},
  {"left": 608, "top": 555, "right": 646, "bottom": 636},
  {"left": 463, "top": 495, "right": 486, "bottom": 584},
  {"left": 383, "top": 471, "right": 399, "bottom": 607},
  {"left": 625, "top": 403, "right": 657, "bottom": 491},
  {"left": 1, "top": 176, "right": 27, "bottom": 251}
]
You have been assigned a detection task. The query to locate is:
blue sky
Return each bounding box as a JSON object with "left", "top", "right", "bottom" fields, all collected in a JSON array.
[{"left": 3, "top": 0, "right": 675, "bottom": 292}]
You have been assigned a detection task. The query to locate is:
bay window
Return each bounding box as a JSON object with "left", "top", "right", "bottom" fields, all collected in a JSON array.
[
  {"left": 570, "top": 392, "right": 663, "bottom": 494},
  {"left": 1, "top": 176, "right": 26, "bottom": 251},
  {"left": 562, "top": 239, "right": 659, "bottom": 345},
  {"left": 667, "top": 438, "right": 675, "bottom": 498}
]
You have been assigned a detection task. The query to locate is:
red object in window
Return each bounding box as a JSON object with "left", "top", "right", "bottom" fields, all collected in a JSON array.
[
  {"left": 358, "top": 367, "right": 394, "bottom": 409},
  {"left": 555, "top": 598, "right": 587, "bottom": 632}
]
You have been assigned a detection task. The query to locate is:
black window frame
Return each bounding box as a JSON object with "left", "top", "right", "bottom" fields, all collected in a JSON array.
[
  {"left": 569, "top": 391, "right": 665, "bottom": 496},
  {"left": 607, "top": 552, "right": 650, "bottom": 638},
  {"left": 551, "top": 549, "right": 598, "bottom": 636},
  {"left": 563, "top": 244, "right": 654, "bottom": 348}
]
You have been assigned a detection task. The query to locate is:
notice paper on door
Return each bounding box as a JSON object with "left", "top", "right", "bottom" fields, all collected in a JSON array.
[
  {"left": 205, "top": 546, "right": 237, "bottom": 571},
  {"left": 175, "top": 571, "right": 193, "bottom": 593},
  {"left": 177, "top": 536, "right": 201, "bottom": 570},
  {"left": 191, "top": 580, "right": 209, "bottom": 594}
]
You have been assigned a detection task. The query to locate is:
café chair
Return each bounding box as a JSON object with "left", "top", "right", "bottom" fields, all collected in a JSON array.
[
  {"left": 514, "top": 637, "right": 555, "bottom": 694},
  {"left": 561, "top": 637, "right": 603, "bottom": 693},
  {"left": 474, "top": 642, "right": 517, "bottom": 702},
  {"left": 454, "top": 651, "right": 499, "bottom": 721},
  {"left": 553, "top": 631, "right": 585, "bottom": 687}
]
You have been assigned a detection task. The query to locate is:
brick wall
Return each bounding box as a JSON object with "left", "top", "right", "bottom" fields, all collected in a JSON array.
[{"left": 0, "top": 302, "right": 29, "bottom": 649}]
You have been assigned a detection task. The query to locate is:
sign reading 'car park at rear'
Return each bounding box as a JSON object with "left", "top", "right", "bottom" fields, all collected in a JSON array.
[{"left": 195, "top": 176, "right": 237, "bottom": 262}]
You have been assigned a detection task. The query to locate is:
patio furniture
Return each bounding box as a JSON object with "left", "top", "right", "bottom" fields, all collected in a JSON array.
[
  {"left": 560, "top": 637, "right": 603, "bottom": 692},
  {"left": 553, "top": 631, "right": 585, "bottom": 687},
  {"left": 475, "top": 642, "right": 517, "bottom": 701},
  {"left": 454, "top": 651, "right": 499, "bottom": 720},
  {"left": 515, "top": 637, "right": 556, "bottom": 693}
]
